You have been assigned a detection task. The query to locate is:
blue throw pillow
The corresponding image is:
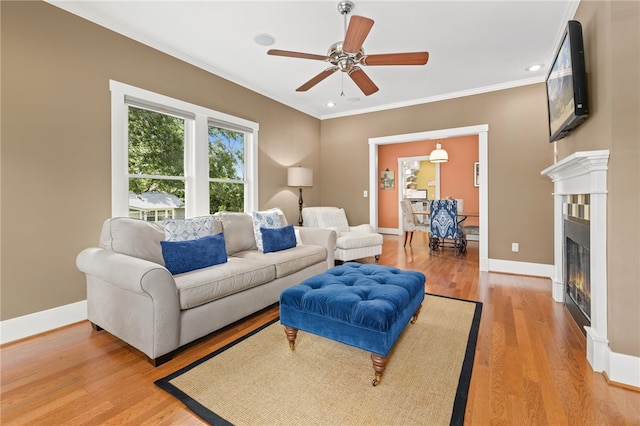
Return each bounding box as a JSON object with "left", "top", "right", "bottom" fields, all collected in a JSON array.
[
  {"left": 160, "top": 232, "right": 227, "bottom": 275},
  {"left": 260, "top": 225, "right": 297, "bottom": 253}
]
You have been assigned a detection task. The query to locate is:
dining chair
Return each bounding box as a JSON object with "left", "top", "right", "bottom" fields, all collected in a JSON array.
[
  {"left": 400, "top": 200, "right": 430, "bottom": 247},
  {"left": 429, "top": 199, "right": 467, "bottom": 255}
]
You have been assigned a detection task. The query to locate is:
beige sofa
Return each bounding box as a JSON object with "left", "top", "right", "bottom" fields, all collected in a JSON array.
[{"left": 76, "top": 212, "right": 336, "bottom": 365}]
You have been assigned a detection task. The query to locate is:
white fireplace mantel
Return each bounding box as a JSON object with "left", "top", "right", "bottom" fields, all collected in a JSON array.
[
  {"left": 541, "top": 150, "right": 609, "bottom": 374},
  {"left": 541, "top": 150, "right": 610, "bottom": 195}
]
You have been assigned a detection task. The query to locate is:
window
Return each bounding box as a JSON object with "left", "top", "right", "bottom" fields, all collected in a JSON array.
[
  {"left": 128, "top": 106, "right": 186, "bottom": 220},
  {"left": 110, "top": 80, "right": 258, "bottom": 218},
  {"left": 208, "top": 124, "right": 245, "bottom": 213}
]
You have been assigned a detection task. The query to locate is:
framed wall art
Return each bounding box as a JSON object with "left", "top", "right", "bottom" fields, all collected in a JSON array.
[{"left": 381, "top": 169, "right": 395, "bottom": 189}]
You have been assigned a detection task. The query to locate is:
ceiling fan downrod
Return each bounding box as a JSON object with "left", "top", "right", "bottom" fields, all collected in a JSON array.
[
  {"left": 329, "top": 1, "right": 362, "bottom": 74},
  {"left": 338, "top": 1, "right": 354, "bottom": 37}
]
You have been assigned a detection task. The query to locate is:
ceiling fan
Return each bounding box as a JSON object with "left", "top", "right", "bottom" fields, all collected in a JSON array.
[{"left": 267, "top": 1, "right": 429, "bottom": 96}]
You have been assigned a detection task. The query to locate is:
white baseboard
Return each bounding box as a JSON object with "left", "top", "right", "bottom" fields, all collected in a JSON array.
[
  {"left": 488, "top": 258, "right": 554, "bottom": 278},
  {"left": 607, "top": 348, "right": 640, "bottom": 388},
  {"left": 0, "top": 300, "right": 87, "bottom": 345},
  {"left": 378, "top": 227, "right": 401, "bottom": 235}
]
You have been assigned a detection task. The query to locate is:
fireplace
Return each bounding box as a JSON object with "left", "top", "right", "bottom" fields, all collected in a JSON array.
[
  {"left": 564, "top": 218, "right": 590, "bottom": 334},
  {"left": 541, "top": 150, "right": 609, "bottom": 373}
]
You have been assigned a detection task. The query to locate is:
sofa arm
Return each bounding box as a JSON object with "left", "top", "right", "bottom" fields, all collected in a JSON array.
[
  {"left": 349, "top": 224, "right": 376, "bottom": 233},
  {"left": 295, "top": 227, "right": 337, "bottom": 268},
  {"left": 76, "top": 247, "right": 181, "bottom": 360},
  {"left": 77, "top": 248, "right": 177, "bottom": 296}
]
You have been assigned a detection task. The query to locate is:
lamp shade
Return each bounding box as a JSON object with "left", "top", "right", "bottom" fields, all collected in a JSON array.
[
  {"left": 287, "top": 166, "right": 313, "bottom": 187},
  {"left": 429, "top": 143, "right": 449, "bottom": 163}
]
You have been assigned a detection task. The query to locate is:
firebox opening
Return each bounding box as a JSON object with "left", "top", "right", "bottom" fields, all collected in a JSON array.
[{"left": 564, "top": 218, "right": 591, "bottom": 335}]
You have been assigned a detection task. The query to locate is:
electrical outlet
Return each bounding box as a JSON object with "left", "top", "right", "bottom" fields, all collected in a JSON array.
[
  {"left": 363, "top": 190, "right": 368, "bottom": 198},
  {"left": 512, "top": 243, "right": 519, "bottom": 252}
]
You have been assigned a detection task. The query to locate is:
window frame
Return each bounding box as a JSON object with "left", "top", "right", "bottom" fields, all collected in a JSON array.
[{"left": 110, "top": 80, "right": 258, "bottom": 218}]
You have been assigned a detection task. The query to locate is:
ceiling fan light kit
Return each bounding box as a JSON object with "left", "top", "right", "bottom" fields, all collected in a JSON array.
[{"left": 267, "top": 1, "right": 429, "bottom": 97}]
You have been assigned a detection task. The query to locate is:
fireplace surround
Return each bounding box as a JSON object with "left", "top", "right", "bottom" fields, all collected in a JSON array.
[{"left": 541, "top": 150, "right": 609, "bottom": 373}]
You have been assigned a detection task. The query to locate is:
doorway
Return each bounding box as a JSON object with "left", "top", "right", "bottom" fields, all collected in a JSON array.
[
  {"left": 398, "top": 155, "right": 439, "bottom": 229},
  {"left": 368, "top": 124, "right": 489, "bottom": 271}
]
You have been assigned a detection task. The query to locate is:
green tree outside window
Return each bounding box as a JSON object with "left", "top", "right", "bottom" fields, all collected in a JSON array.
[{"left": 127, "top": 106, "right": 246, "bottom": 216}]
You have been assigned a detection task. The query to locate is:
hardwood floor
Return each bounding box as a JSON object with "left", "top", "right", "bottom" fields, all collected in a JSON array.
[{"left": 1, "top": 234, "right": 638, "bottom": 425}]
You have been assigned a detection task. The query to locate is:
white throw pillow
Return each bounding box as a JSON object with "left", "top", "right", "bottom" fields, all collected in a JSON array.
[
  {"left": 252, "top": 208, "right": 283, "bottom": 252},
  {"left": 164, "top": 216, "right": 217, "bottom": 241},
  {"left": 317, "top": 208, "right": 350, "bottom": 233}
]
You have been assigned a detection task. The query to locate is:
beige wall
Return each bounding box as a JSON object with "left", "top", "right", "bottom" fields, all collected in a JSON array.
[
  {"left": 320, "top": 84, "right": 556, "bottom": 264},
  {"left": 1, "top": 1, "right": 320, "bottom": 320},
  {"left": 559, "top": 1, "right": 640, "bottom": 357},
  {"left": 2, "top": 1, "right": 638, "bottom": 359}
]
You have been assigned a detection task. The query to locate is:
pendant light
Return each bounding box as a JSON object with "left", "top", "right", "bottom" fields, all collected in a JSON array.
[{"left": 429, "top": 141, "right": 448, "bottom": 163}]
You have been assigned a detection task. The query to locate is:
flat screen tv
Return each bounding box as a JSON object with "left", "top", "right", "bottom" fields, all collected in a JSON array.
[{"left": 545, "top": 20, "right": 589, "bottom": 142}]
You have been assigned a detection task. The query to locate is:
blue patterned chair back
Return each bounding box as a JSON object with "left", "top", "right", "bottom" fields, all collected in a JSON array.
[{"left": 429, "top": 199, "right": 460, "bottom": 239}]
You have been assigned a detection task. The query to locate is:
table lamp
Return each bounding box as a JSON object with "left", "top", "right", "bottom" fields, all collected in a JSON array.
[{"left": 287, "top": 166, "right": 313, "bottom": 226}]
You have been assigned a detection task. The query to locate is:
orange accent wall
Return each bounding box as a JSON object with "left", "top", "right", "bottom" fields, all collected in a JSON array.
[{"left": 378, "top": 135, "right": 479, "bottom": 229}]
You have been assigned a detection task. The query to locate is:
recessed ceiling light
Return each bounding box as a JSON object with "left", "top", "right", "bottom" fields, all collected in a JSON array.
[
  {"left": 325, "top": 101, "right": 336, "bottom": 108},
  {"left": 526, "top": 64, "right": 543, "bottom": 72},
  {"left": 254, "top": 34, "right": 275, "bottom": 46}
]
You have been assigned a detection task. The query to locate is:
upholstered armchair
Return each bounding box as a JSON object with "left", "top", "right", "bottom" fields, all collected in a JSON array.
[
  {"left": 400, "top": 200, "right": 430, "bottom": 247},
  {"left": 302, "top": 207, "right": 383, "bottom": 263}
]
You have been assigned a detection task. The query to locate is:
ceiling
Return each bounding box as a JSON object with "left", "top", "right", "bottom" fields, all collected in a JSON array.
[{"left": 48, "top": 1, "right": 579, "bottom": 119}]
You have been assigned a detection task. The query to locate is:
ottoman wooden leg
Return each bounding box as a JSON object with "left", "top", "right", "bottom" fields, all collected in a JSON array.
[
  {"left": 284, "top": 326, "right": 298, "bottom": 350},
  {"left": 371, "top": 353, "right": 388, "bottom": 386},
  {"left": 411, "top": 304, "right": 423, "bottom": 324}
]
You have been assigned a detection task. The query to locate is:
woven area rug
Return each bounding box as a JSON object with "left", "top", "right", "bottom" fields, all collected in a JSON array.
[{"left": 156, "top": 294, "right": 482, "bottom": 426}]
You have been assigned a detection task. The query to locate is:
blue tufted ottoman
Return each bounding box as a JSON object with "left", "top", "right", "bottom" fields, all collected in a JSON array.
[{"left": 279, "top": 262, "right": 425, "bottom": 386}]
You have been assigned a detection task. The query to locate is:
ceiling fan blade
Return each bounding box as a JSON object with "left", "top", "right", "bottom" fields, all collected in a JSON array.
[
  {"left": 343, "top": 15, "right": 374, "bottom": 54},
  {"left": 267, "top": 49, "right": 328, "bottom": 61},
  {"left": 348, "top": 67, "right": 379, "bottom": 96},
  {"left": 296, "top": 67, "right": 338, "bottom": 92},
  {"left": 362, "top": 52, "right": 429, "bottom": 66}
]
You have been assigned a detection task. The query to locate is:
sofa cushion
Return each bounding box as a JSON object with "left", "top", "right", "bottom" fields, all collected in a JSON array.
[
  {"left": 336, "top": 232, "right": 384, "bottom": 250},
  {"left": 233, "top": 244, "right": 327, "bottom": 278},
  {"left": 100, "top": 217, "right": 166, "bottom": 265},
  {"left": 252, "top": 208, "right": 283, "bottom": 252},
  {"left": 316, "top": 208, "right": 350, "bottom": 233},
  {"left": 219, "top": 212, "right": 257, "bottom": 255},
  {"left": 164, "top": 216, "right": 221, "bottom": 241},
  {"left": 261, "top": 225, "right": 297, "bottom": 253},
  {"left": 161, "top": 232, "right": 227, "bottom": 275},
  {"left": 173, "top": 257, "right": 275, "bottom": 309}
]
